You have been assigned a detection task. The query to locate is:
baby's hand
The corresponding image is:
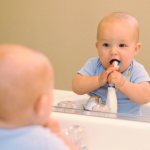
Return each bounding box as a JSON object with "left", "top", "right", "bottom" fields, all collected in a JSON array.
[
  {"left": 98, "top": 66, "right": 117, "bottom": 87},
  {"left": 108, "top": 71, "right": 126, "bottom": 89}
]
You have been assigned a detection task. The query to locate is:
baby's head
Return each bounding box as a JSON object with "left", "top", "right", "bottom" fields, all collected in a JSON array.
[
  {"left": 0, "top": 44, "right": 53, "bottom": 128},
  {"left": 96, "top": 12, "right": 141, "bottom": 72}
]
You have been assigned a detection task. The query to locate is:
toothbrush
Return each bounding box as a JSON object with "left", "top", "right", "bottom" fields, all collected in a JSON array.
[
  {"left": 106, "top": 59, "right": 120, "bottom": 113},
  {"left": 109, "top": 59, "right": 120, "bottom": 87}
]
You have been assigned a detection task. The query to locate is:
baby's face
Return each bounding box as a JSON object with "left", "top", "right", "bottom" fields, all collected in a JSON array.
[{"left": 96, "top": 19, "right": 140, "bottom": 72}]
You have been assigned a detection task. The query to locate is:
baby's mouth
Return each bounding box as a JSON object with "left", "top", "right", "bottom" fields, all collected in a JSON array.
[{"left": 109, "top": 59, "right": 121, "bottom": 68}]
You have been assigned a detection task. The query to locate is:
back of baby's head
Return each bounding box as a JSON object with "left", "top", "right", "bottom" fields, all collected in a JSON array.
[{"left": 0, "top": 44, "right": 53, "bottom": 122}]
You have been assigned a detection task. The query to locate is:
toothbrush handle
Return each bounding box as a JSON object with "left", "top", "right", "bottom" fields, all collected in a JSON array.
[{"left": 108, "top": 83, "right": 115, "bottom": 88}]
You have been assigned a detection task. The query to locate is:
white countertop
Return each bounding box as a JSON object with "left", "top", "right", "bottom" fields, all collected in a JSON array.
[{"left": 52, "top": 89, "right": 150, "bottom": 150}]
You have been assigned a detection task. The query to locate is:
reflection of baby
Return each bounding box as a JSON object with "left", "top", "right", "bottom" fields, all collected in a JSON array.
[
  {"left": 0, "top": 44, "right": 78, "bottom": 150},
  {"left": 72, "top": 12, "right": 150, "bottom": 115}
]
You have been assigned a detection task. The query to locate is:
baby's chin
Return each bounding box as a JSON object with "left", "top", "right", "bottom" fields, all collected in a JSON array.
[
  {"left": 113, "top": 66, "right": 125, "bottom": 73},
  {"left": 119, "top": 65, "right": 130, "bottom": 73}
]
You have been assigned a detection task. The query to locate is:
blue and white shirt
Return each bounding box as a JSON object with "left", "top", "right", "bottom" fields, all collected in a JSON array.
[
  {"left": 0, "top": 125, "right": 69, "bottom": 150},
  {"left": 78, "top": 57, "right": 150, "bottom": 115}
]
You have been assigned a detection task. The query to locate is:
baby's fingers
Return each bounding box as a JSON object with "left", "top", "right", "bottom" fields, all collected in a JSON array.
[{"left": 105, "top": 67, "right": 117, "bottom": 77}]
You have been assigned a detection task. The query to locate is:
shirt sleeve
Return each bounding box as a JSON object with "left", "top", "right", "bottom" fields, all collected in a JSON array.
[
  {"left": 77, "top": 57, "right": 99, "bottom": 76},
  {"left": 130, "top": 62, "right": 150, "bottom": 83}
]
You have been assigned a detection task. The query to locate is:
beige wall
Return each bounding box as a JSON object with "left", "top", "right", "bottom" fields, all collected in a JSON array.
[{"left": 0, "top": 0, "right": 150, "bottom": 90}]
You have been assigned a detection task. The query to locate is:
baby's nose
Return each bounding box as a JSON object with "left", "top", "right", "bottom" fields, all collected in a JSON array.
[{"left": 110, "top": 47, "right": 118, "bottom": 55}]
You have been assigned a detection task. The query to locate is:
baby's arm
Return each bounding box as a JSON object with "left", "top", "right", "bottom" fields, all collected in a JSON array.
[
  {"left": 72, "top": 67, "right": 117, "bottom": 95},
  {"left": 72, "top": 74, "right": 101, "bottom": 95},
  {"left": 120, "top": 81, "right": 150, "bottom": 104},
  {"left": 108, "top": 71, "right": 150, "bottom": 104}
]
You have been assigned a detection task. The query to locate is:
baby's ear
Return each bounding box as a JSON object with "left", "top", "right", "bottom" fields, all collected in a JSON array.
[
  {"left": 134, "top": 42, "right": 141, "bottom": 56},
  {"left": 34, "top": 94, "right": 51, "bottom": 117},
  {"left": 95, "top": 42, "right": 99, "bottom": 49}
]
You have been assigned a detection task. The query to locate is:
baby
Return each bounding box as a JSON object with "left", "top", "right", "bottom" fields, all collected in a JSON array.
[
  {"left": 0, "top": 44, "right": 78, "bottom": 150},
  {"left": 72, "top": 12, "right": 150, "bottom": 115}
]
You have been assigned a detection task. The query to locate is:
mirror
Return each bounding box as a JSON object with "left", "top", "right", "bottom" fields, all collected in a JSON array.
[
  {"left": 1, "top": 0, "right": 150, "bottom": 122},
  {"left": 53, "top": 89, "right": 150, "bottom": 123}
]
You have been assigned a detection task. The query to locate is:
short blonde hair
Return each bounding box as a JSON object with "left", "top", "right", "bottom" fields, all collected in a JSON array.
[{"left": 97, "top": 12, "right": 139, "bottom": 42}]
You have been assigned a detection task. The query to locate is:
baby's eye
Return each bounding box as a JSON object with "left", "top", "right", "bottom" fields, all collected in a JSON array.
[
  {"left": 119, "top": 43, "right": 127, "bottom": 47},
  {"left": 102, "top": 43, "right": 109, "bottom": 47}
]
